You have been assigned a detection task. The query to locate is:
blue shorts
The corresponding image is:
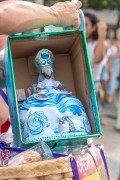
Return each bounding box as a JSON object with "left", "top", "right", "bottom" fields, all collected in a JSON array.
[{"left": 101, "top": 66, "right": 109, "bottom": 81}]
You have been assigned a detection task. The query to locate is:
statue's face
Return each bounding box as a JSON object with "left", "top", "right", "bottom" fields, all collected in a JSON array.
[
  {"left": 35, "top": 50, "right": 54, "bottom": 67},
  {"left": 42, "top": 65, "right": 53, "bottom": 77},
  {"left": 40, "top": 58, "right": 53, "bottom": 67},
  {"left": 35, "top": 50, "right": 55, "bottom": 77}
]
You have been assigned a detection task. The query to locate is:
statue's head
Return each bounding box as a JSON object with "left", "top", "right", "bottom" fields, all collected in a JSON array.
[{"left": 35, "top": 49, "right": 55, "bottom": 77}]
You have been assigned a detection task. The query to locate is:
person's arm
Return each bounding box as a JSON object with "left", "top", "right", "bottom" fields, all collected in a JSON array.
[
  {"left": 107, "top": 56, "right": 112, "bottom": 82},
  {"left": 0, "top": 1, "right": 82, "bottom": 35},
  {"left": 94, "top": 22, "right": 107, "bottom": 63},
  {"left": 116, "top": 41, "right": 120, "bottom": 58}
]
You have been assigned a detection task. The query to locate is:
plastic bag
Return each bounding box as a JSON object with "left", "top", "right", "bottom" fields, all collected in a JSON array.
[
  {"left": 7, "top": 142, "right": 53, "bottom": 166},
  {"left": 0, "top": 141, "right": 17, "bottom": 167}
]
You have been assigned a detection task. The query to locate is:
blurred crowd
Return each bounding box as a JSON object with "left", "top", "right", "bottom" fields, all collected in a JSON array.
[{"left": 84, "top": 12, "right": 120, "bottom": 128}]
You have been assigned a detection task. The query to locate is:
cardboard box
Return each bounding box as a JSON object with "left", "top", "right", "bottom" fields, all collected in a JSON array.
[{"left": 4, "top": 30, "right": 102, "bottom": 147}]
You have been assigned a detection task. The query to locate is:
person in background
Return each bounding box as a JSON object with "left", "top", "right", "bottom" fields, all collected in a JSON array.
[
  {"left": 0, "top": 0, "right": 82, "bottom": 129},
  {"left": 115, "top": 39, "right": 120, "bottom": 131},
  {"left": 100, "top": 39, "right": 112, "bottom": 102},
  {"left": 104, "top": 26, "right": 120, "bottom": 104},
  {"left": 84, "top": 12, "right": 107, "bottom": 125}
]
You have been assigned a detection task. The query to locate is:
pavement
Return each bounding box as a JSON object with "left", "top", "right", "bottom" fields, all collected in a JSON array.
[{"left": 94, "top": 101, "right": 120, "bottom": 180}]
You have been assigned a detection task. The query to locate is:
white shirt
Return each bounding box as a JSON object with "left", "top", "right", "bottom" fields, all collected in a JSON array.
[{"left": 87, "top": 41, "right": 111, "bottom": 82}]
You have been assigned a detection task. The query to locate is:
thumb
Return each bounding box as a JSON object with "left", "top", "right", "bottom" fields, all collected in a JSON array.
[{"left": 75, "top": 1, "right": 82, "bottom": 9}]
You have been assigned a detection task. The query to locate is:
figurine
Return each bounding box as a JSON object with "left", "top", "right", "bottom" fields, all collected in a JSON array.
[{"left": 20, "top": 49, "right": 91, "bottom": 142}]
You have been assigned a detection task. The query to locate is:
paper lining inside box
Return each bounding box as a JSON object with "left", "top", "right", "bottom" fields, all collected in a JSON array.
[{"left": 10, "top": 32, "right": 97, "bottom": 140}]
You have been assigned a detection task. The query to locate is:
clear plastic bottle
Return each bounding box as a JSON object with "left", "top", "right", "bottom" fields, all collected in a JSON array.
[{"left": 52, "top": 139, "right": 87, "bottom": 156}]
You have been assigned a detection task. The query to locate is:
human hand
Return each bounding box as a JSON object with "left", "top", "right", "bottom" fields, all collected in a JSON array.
[
  {"left": 51, "top": 1, "right": 82, "bottom": 29},
  {"left": 97, "top": 22, "right": 107, "bottom": 39}
]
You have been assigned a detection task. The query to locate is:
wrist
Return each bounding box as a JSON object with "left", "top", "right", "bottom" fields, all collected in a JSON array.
[
  {"left": 98, "top": 35, "right": 106, "bottom": 41},
  {"left": 97, "top": 38, "right": 105, "bottom": 46},
  {"left": 49, "top": 6, "right": 60, "bottom": 26}
]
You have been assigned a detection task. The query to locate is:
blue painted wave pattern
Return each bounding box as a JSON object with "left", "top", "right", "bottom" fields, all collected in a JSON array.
[
  {"left": 20, "top": 92, "right": 91, "bottom": 143},
  {"left": 20, "top": 94, "right": 84, "bottom": 114}
]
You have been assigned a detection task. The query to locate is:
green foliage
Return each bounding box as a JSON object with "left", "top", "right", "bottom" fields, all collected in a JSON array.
[
  {"left": 82, "top": 0, "right": 120, "bottom": 10},
  {"left": 44, "top": 0, "right": 120, "bottom": 10},
  {"left": 44, "top": 0, "right": 120, "bottom": 28},
  {"left": 83, "top": 0, "right": 120, "bottom": 28},
  {"left": 44, "top": 0, "right": 65, "bottom": 6}
]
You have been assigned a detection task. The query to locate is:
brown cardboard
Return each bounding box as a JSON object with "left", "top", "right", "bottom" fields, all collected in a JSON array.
[{"left": 10, "top": 32, "right": 96, "bottom": 133}]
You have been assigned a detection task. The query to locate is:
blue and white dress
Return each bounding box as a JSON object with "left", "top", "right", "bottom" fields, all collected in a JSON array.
[{"left": 20, "top": 78, "right": 91, "bottom": 143}]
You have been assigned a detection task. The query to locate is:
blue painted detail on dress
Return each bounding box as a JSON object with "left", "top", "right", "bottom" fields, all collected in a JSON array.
[
  {"left": 20, "top": 49, "right": 91, "bottom": 143},
  {"left": 58, "top": 116, "right": 76, "bottom": 132},
  {"left": 83, "top": 117, "right": 92, "bottom": 133},
  {"left": 20, "top": 88, "right": 91, "bottom": 142},
  {"left": 27, "top": 111, "right": 49, "bottom": 135}
]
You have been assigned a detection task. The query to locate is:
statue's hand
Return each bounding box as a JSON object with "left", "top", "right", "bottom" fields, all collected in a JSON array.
[{"left": 35, "top": 87, "right": 41, "bottom": 93}]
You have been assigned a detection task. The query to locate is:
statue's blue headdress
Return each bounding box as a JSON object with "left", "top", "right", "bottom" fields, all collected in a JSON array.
[{"left": 35, "top": 49, "right": 55, "bottom": 82}]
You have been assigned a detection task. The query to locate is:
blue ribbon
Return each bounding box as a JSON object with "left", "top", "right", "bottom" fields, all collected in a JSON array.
[
  {"left": 70, "top": 157, "right": 80, "bottom": 180},
  {"left": 0, "top": 87, "right": 8, "bottom": 105},
  {"left": 53, "top": 153, "right": 67, "bottom": 158},
  {"left": 99, "top": 148, "right": 110, "bottom": 180},
  {"left": 0, "top": 141, "right": 26, "bottom": 153}
]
